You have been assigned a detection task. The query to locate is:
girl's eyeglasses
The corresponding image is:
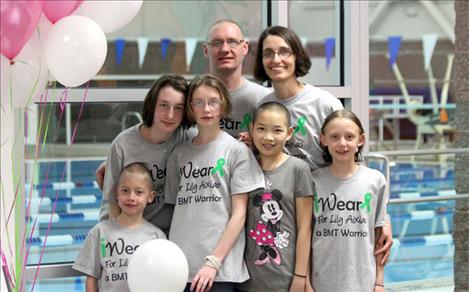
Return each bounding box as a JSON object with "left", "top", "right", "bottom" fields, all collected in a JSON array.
[{"left": 191, "top": 99, "right": 222, "bottom": 109}]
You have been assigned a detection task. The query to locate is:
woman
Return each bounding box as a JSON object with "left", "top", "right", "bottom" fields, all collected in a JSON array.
[{"left": 254, "top": 26, "right": 343, "bottom": 171}]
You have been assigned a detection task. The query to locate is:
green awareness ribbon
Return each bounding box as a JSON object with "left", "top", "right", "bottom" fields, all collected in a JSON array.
[
  {"left": 313, "top": 193, "right": 319, "bottom": 213},
  {"left": 240, "top": 113, "right": 251, "bottom": 129},
  {"left": 294, "top": 116, "right": 307, "bottom": 136},
  {"left": 359, "top": 192, "right": 372, "bottom": 213},
  {"left": 101, "top": 238, "right": 106, "bottom": 257},
  {"left": 211, "top": 158, "right": 226, "bottom": 177}
]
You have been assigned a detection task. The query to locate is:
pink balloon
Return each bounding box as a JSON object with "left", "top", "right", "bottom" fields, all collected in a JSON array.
[
  {"left": 0, "top": 0, "right": 42, "bottom": 60},
  {"left": 41, "top": 0, "right": 83, "bottom": 24}
]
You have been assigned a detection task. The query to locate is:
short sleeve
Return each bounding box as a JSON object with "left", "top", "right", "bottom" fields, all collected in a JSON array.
[
  {"left": 374, "top": 173, "right": 388, "bottom": 227},
  {"left": 103, "top": 142, "right": 124, "bottom": 202},
  {"left": 164, "top": 150, "right": 180, "bottom": 204},
  {"left": 293, "top": 160, "right": 314, "bottom": 198},
  {"left": 99, "top": 142, "right": 124, "bottom": 221},
  {"left": 230, "top": 145, "right": 264, "bottom": 194},
  {"left": 72, "top": 226, "right": 102, "bottom": 279}
]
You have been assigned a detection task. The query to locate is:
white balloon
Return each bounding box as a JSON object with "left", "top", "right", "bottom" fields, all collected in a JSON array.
[
  {"left": 44, "top": 15, "right": 107, "bottom": 88},
  {"left": 1, "top": 31, "right": 48, "bottom": 108},
  {"left": 128, "top": 239, "right": 189, "bottom": 292},
  {"left": 77, "top": 0, "right": 143, "bottom": 33}
]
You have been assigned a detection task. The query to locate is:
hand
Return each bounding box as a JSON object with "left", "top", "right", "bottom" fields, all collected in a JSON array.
[
  {"left": 374, "top": 224, "right": 393, "bottom": 265},
  {"left": 275, "top": 231, "right": 290, "bottom": 249},
  {"left": 95, "top": 161, "right": 106, "bottom": 190},
  {"left": 190, "top": 265, "right": 217, "bottom": 292},
  {"left": 374, "top": 285, "right": 385, "bottom": 292},
  {"left": 305, "top": 282, "right": 315, "bottom": 292},
  {"left": 237, "top": 132, "right": 253, "bottom": 149},
  {"left": 289, "top": 276, "right": 305, "bottom": 292}
]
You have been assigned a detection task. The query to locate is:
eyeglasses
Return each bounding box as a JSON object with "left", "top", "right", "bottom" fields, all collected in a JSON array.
[
  {"left": 262, "top": 48, "right": 293, "bottom": 60},
  {"left": 206, "top": 39, "right": 245, "bottom": 49},
  {"left": 191, "top": 99, "right": 222, "bottom": 109}
]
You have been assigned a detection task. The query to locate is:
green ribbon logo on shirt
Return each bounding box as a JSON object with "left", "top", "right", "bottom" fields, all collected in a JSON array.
[
  {"left": 101, "top": 238, "right": 106, "bottom": 257},
  {"left": 211, "top": 158, "right": 226, "bottom": 177},
  {"left": 294, "top": 116, "right": 307, "bottom": 136},
  {"left": 359, "top": 192, "right": 372, "bottom": 213},
  {"left": 240, "top": 113, "right": 251, "bottom": 129},
  {"left": 313, "top": 192, "right": 319, "bottom": 213}
]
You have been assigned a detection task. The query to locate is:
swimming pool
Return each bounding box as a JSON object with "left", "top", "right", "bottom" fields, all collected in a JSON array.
[{"left": 23, "top": 159, "right": 456, "bottom": 290}]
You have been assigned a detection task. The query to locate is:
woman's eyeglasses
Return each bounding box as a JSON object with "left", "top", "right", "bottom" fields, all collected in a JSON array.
[{"left": 262, "top": 48, "right": 293, "bottom": 60}]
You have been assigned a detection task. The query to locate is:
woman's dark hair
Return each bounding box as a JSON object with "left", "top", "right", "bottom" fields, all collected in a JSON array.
[
  {"left": 253, "top": 26, "right": 311, "bottom": 82},
  {"left": 320, "top": 109, "right": 365, "bottom": 163},
  {"left": 141, "top": 74, "right": 189, "bottom": 127},
  {"left": 186, "top": 74, "right": 232, "bottom": 126}
]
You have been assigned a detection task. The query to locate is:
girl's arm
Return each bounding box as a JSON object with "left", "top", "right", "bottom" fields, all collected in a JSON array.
[
  {"left": 289, "top": 196, "right": 313, "bottom": 292},
  {"left": 85, "top": 275, "right": 98, "bottom": 292},
  {"left": 374, "top": 216, "right": 393, "bottom": 265},
  {"left": 190, "top": 193, "right": 248, "bottom": 292},
  {"left": 374, "top": 227, "right": 385, "bottom": 292}
]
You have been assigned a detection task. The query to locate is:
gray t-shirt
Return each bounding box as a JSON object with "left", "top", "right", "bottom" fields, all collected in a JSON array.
[
  {"left": 165, "top": 131, "right": 265, "bottom": 283},
  {"left": 73, "top": 219, "right": 166, "bottom": 292},
  {"left": 220, "top": 78, "right": 271, "bottom": 137},
  {"left": 241, "top": 156, "right": 313, "bottom": 291},
  {"left": 258, "top": 84, "right": 343, "bottom": 171},
  {"left": 100, "top": 124, "right": 195, "bottom": 233},
  {"left": 311, "top": 165, "right": 388, "bottom": 292}
]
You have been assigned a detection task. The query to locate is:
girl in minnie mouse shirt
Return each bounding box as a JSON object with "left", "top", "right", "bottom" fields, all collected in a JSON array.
[
  {"left": 239, "top": 102, "right": 313, "bottom": 292},
  {"left": 165, "top": 75, "right": 264, "bottom": 292}
]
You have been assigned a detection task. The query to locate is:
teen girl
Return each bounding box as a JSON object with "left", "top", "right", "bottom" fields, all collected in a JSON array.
[
  {"left": 165, "top": 74, "right": 265, "bottom": 292},
  {"left": 101, "top": 74, "right": 194, "bottom": 234},
  {"left": 239, "top": 102, "right": 313, "bottom": 292},
  {"left": 311, "top": 109, "right": 386, "bottom": 292}
]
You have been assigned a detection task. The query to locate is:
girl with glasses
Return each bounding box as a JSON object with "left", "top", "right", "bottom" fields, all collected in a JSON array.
[{"left": 165, "top": 74, "right": 265, "bottom": 292}]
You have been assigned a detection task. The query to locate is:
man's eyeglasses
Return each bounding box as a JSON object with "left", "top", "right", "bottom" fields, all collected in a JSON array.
[
  {"left": 206, "top": 39, "right": 245, "bottom": 49},
  {"left": 262, "top": 48, "right": 293, "bottom": 60},
  {"left": 191, "top": 99, "right": 223, "bottom": 109}
]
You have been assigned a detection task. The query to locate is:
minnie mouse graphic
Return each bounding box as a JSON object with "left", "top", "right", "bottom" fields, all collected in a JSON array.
[{"left": 248, "top": 189, "right": 290, "bottom": 266}]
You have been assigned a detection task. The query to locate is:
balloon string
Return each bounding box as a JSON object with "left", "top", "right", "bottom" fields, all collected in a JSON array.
[
  {"left": 20, "top": 90, "right": 50, "bottom": 266},
  {"left": 70, "top": 82, "right": 89, "bottom": 145},
  {"left": 29, "top": 165, "right": 67, "bottom": 292},
  {"left": 22, "top": 86, "right": 65, "bottom": 291},
  {"left": 1, "top": 181, "right": 16, "bottom": 274},
  {"left": 24, "top": 56, "right": 43, "bottom": 108},
  {"left": 1, "top": 249, "right": 15, "bottom": 289},
  {"left": 30, "top": 85, "right": 88, "bottom": 290},
  {"left": 18, "top": 218, "right": 37, "bottom": 292}
]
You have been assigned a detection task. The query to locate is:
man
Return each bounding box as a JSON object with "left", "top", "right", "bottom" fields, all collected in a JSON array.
[{"left": 204, "top": 19, "right": 271, "bottom": 140}]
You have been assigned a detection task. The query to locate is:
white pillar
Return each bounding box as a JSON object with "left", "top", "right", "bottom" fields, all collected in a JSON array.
[{"left": 1, "top": 108, "right": 25, "bottom": 292}]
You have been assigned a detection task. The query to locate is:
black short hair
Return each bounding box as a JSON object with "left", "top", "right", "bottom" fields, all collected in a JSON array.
[{"left": 253, "top": 101, "right": 291, "bottom": 128}]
